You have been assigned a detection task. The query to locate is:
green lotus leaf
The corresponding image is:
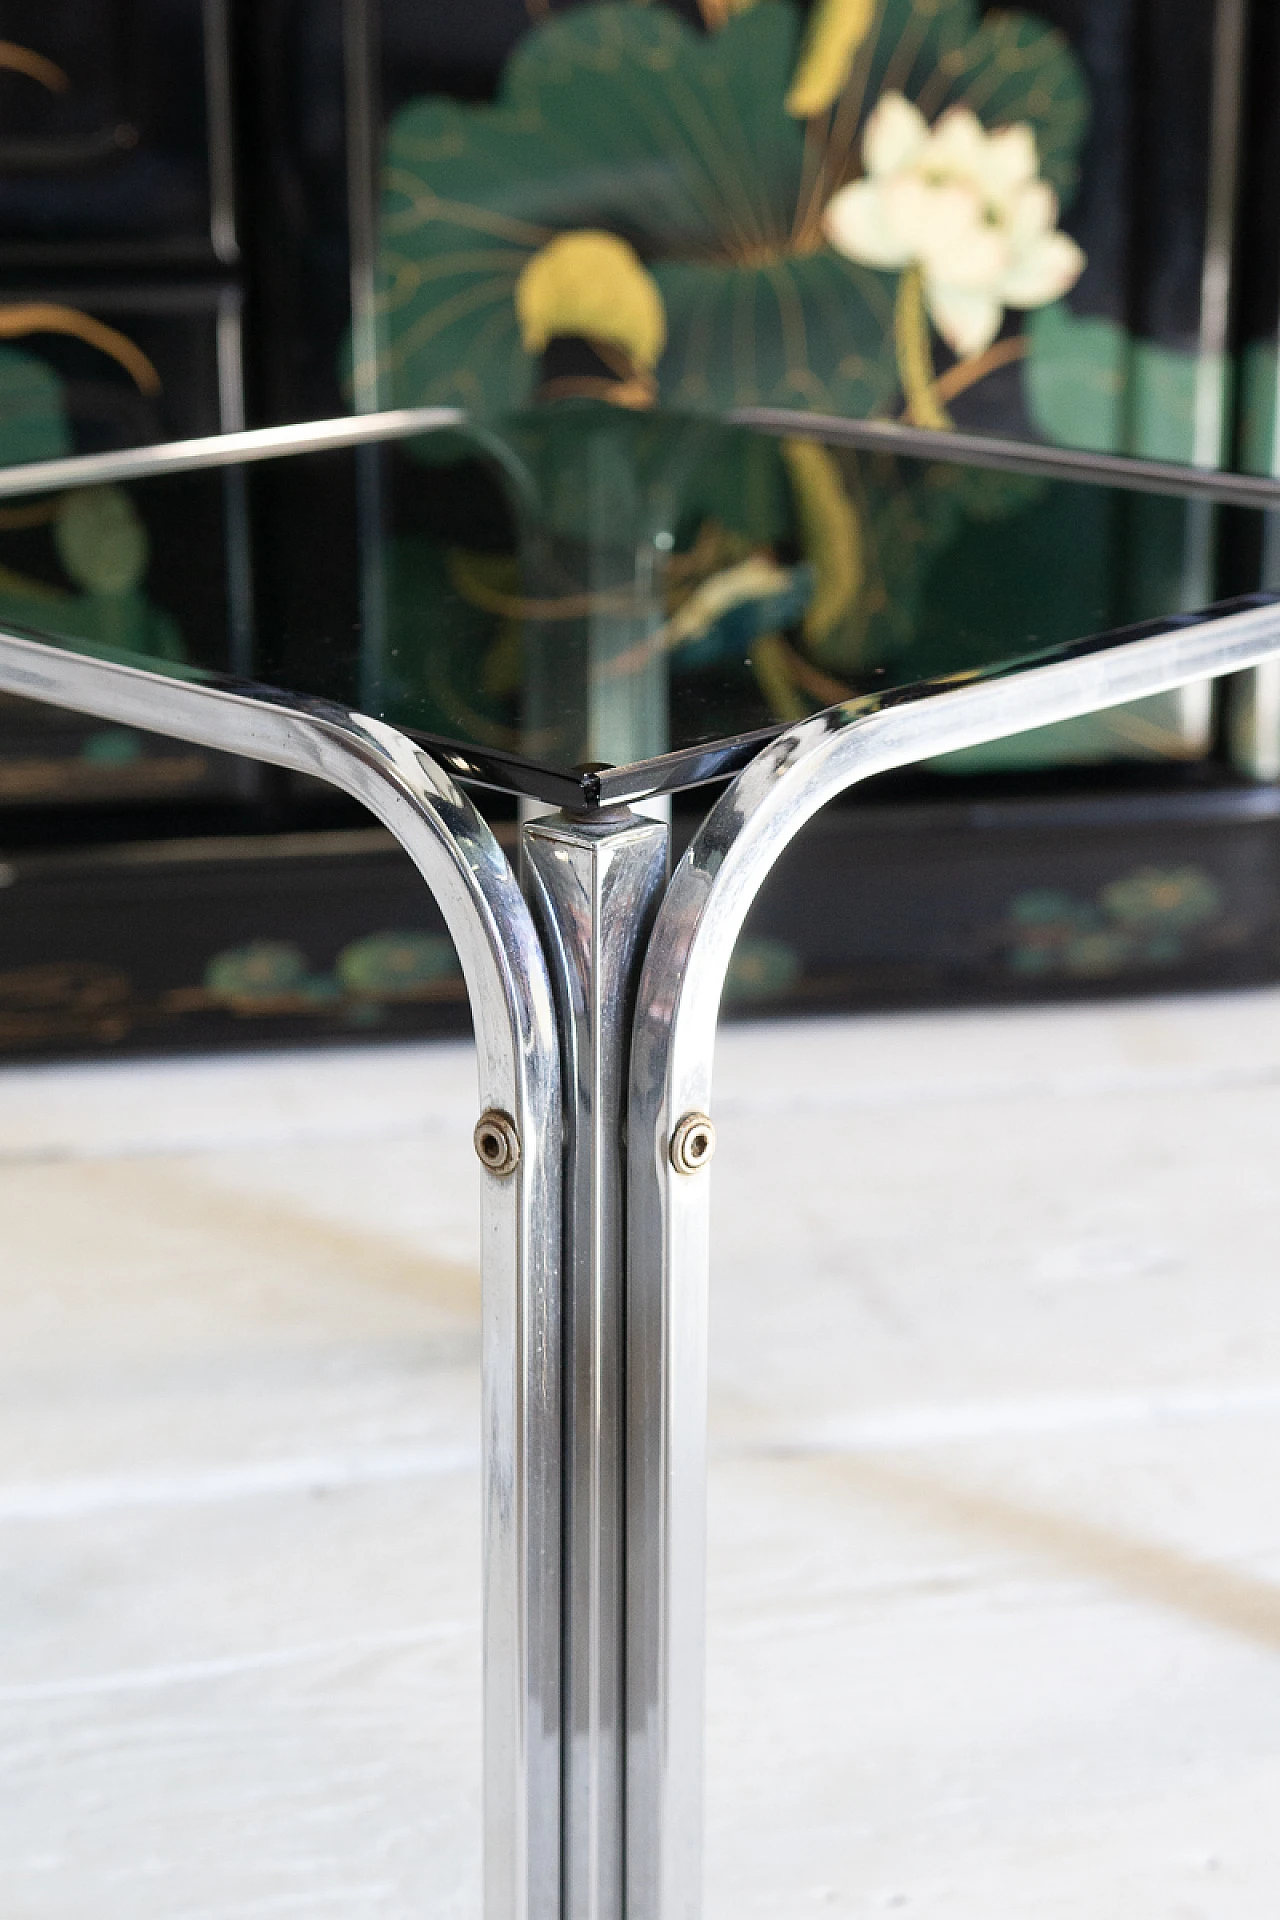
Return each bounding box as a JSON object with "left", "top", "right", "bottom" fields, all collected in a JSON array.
[
  {"left": 28, "top": 589, "right": 184, "bottom": 664},
  {"left": 0, "top": 483, "right": 189, "bottom": 669},
  {"left": 806, "top": 450, "right": 1044, "bottom": 674},
  {"left": 56, "top": 486, "right": 149, "bottom": 597},
  {"left": 376, "top": 0, "right": 1086, "bottom": 422},
  {"left": 651, "top": 247, "right": 897, "bottom": 415},
  {"left": 406, "top": 405, "right": 798, "bottom": 552},
  {"left": 496, "top": 406, "right": 796, "bottom": 547},
  {"left": 377, "top": 3, "right": 857, "bottom": 415},
  {"left": 1239, "top": 339, "right": 1277, "bottom": 477},
  {"left": 336, "top": 932, "right": 461, "bottom": 998},
  {"left": 1008, "top": 888, "right": 1096, "bottom": 929},
  {"left": 0, "top": 344, "right": 71, "bottom": 466},
  {"left": 0, "top": 548, "right": 185, "bottom": 669},
  {"left": 204, "top": 941, "right": 310, "bottom": 1002},
  {"left": 1025, "top": 302, "right": 1214, "bottom": 461},
  {"left": 389, "top": 406, "right": 1054, "bottom": 752},
  {"left": 379, "top": 533, "right": 515, "bottom": 746},
  {"left": 724, "top": 936, "right": 803, "bottom": 1003},
  {"left": 1059, "top": 928, "right": 1136, "bottom": 976},
  {"left": 80, "top": 727, "right": 143, "bottom": 767},
  {"left": 502, "top": 1, "right": 806, "bottom": 254}
]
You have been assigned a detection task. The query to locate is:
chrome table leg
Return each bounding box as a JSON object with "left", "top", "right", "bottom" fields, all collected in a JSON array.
[
  {"left": 624, "top": 596, "right": 1280, "bottom": 1920},
  {"left": 0, "top": 635, "right": 564, "bottom": 1920},
  {"left": 9, "top": 591, "right": 1280, "bottom": 1920},
  {"left": 523, "top": 810, "right": 669, "bottom": 1920}
]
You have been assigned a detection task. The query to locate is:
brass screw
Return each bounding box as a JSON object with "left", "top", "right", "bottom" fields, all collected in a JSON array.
[
  {"left": 474, "top": 1108, "right": 521, "bottom": 1177},
  {"left": 670, "top": 1111, "right": 716, "bottom": 1174}
]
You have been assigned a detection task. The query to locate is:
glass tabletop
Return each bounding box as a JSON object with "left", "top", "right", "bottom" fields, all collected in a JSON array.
[{"left": 0, "top": 405, "right": 1278, "bottom": 808}]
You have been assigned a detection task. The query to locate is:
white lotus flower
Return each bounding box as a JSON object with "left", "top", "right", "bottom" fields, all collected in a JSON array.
[{"left": 823, "top": 92, "right": 1085, "bottom": 359}]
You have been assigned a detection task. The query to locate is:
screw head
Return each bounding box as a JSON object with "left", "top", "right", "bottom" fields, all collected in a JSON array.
[
  {"left": 474, "top": 1108, "right": 521, "bottom": 1177},
  {"left": 670, "top": 1111, "right": 715, "bottom": 1175}
]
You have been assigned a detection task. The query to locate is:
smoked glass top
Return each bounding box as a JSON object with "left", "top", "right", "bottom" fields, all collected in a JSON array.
[{"left": 0, "top": 407, "right": 1277, "bottom": 805}]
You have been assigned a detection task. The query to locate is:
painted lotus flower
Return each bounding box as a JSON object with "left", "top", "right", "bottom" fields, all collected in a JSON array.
[
  {"left": 373, "top": 0, "right": 1087, "bottom": 425},
  {"left": 371, "top": 0, "right": 1097, "bottom": 745},
  {"left": 823, "top": 92, "right": 1085, "bottom": 361},
  {"left": 1003, "top": 865, "right": 1223, "bottom": 978},
  {"left": 1098, "top": 865, "right": 1221, "bottom": 933},
  {"left": 336, "top": 932, "right": 460, "bottom": 999}
]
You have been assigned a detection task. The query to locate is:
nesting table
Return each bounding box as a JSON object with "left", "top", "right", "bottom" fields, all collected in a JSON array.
[{"left": 2, "top": 405, "right": 1280, "bottom": 1920}]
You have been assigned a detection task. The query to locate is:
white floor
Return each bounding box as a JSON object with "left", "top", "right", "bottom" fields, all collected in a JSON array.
[{"left": 3, "top": 991, "right": 1280, "bottom": 1916}]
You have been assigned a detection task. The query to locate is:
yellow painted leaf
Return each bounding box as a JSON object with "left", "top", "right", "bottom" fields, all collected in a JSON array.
[
  {"left": 750, "top": 632, "right": 810, "bottom": 721},
  {"left": 781, "top": 439, "right": 862, "bottom": 642},
  {"left": 785, "top": 0, "right": 876, "bottom": 119},
  {"left": 515, "top": 230, "right": 666, "bottom": 371}
]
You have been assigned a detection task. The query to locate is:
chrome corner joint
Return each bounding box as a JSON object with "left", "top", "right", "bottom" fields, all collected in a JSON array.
[{"left": 523, "top": 808, "right": 669, "bottom": 1920}]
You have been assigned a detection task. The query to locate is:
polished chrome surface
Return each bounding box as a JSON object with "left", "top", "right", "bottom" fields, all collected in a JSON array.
[
  {"left": 6, "top": 399, "right": 1280, "bottom": 514},
  {"left": 14, "top": 584, "right": 1280, "bottom": 1920},
  {"left": 734, "top": 407, "right": 1280, "bottom": 512},
  {"left": 0, "top": 405, "right": 464, "bottom": 499},
  {"left": 1193, "top": 0, "right": 1248, "bottom": 469},
  {"left": 0, "top": 627, "right": 561, "bottom": 1920},
  {"left": 344, "top": 0, "right": 387, "bottom": 419},
  {"left": 202, "top": 0, "right": 239, "bottom": 266},
  {"left": 626, "top": 592, "right": 1280, "bottom": 1920},
  {"left": 523, "top": 811, "right": 669, "bottom": 1920}
]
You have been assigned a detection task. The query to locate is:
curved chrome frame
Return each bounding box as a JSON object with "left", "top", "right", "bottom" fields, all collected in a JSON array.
[
  {"left": 625, "top": 594, "right": 1280, "bottom": 1920},
  {"left": 0, "top": 630, "right": 562, "bottom": 1920},
  {"left": 0, "top": 405, "right": 465, "bottom": 500},
  {"left": 7, "top": 397, "right": 1280, "bottom": 510},
  {"left": 10, "top": 588, "right": 1280, "bottom": 1920},
  {"left": 524, "top": 812, "right": 669, "bottom": 1920}
]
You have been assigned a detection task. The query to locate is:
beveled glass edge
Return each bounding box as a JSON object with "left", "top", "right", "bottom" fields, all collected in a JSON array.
[
  {"left": 8, "top": 598, "right": 1278, "bottom": 811},
  {"left": 5, "top": 404, "right": 1280, "bottom": 807},
  {"left": 592, "top": 593, "right": 1280, "bottom": 805},
  {"left": 421, "top": 723, "right": 789, "bottom": 809},
  {"left": 588, "top": 728, "right": 787, "bottom": 806},
  {"left": 802, "top": 591, "right": 1280, "bottom": 734},
  {"left": 797, "top": 590, "right": 1280, "bottom": 761},
  {"left": 330, "top": 721, "right": 786, "bottom": 806},
  {"left": 2, "top": 401, "right": 1280, "bottom": 511},
  {"left": 733, "top": 408, "right": 1280, "bottom": 511},
  {"left": 0, "top": 406, "right": 465, "bottom": 499}
]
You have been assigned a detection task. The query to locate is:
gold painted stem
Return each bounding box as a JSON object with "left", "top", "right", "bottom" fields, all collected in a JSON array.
[
  {"left": 749, "top": 632, "right": 810, "bottom": 722},
  {"left": 894, "top": 266, "right": 951, "bottom": 431},
  {"left": 929, "top": 332, "right": 1027, "bottom": 409},
  {"left": 0, "top": 41, "right": 69, "bottom": 91},
  {"left": 0, "top": 304, "right": 161, "bottom": 396}
]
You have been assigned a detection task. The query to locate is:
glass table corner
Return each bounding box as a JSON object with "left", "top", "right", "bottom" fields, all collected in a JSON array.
[{"left": 3, "top": 405, "right": 1280, "bottom": 1920}]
